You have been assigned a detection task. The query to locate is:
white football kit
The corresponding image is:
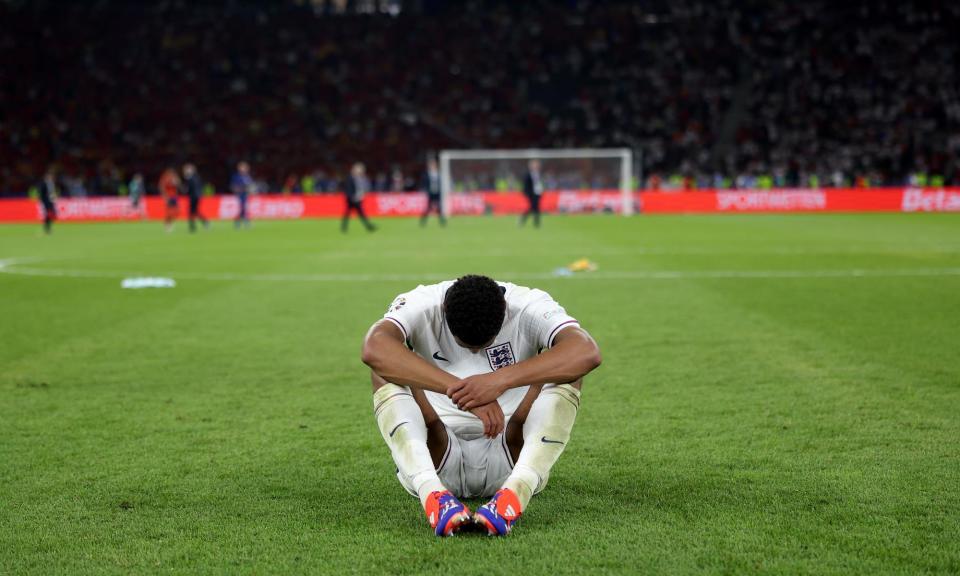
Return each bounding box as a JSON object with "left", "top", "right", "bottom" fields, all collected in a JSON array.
[{"left": 381, "top": 280, "right": 579, "bottom": 497}]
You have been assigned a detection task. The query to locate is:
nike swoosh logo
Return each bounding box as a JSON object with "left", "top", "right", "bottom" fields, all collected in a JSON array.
[
  {"left": 432, "top": 351, "right": 449, "bottom": 362},
  {"left": 541, "top": 436, "right": 565, "bottom": 445},
  {"left": 389, "top": 422, "right": 409, "bottom": 437}
]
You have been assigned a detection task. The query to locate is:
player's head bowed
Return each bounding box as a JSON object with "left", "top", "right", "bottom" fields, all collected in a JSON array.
[{"left": 444, "top": 275, "right": 506, "bottom": 348}]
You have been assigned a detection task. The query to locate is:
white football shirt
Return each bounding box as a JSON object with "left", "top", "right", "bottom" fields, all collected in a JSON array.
[{"left": 382, "top": 280, "right": 580, "bottom": 436}]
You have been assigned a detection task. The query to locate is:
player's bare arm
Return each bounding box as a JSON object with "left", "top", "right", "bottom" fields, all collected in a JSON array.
[
  {"left": 447, "top": 326, "right": 601, "bottom": 410},
  {"left": 362, "top": 320, "right": 455, "bottom": 394},
  {"left": 362, "top": 319, "right": 505, "bottom": 436}
]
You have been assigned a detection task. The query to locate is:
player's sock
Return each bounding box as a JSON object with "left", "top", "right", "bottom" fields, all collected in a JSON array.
[
  {"left": 502, "top": 383, "right": 581, "bottom": 510},
  {"left": 373, "top": 383, "right": 446, "bottom": 508}
]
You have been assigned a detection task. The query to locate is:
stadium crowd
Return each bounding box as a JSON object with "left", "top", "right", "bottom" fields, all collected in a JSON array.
[{"left": 0, "top": 0, "right": 957, "bottom": 196}]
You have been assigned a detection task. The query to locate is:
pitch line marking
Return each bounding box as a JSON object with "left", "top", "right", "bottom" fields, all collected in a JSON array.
[
  {"left": 105, "top": 245, "right": 960, "bottom": 261},
  {"left": 228, "top": 245, "right": 960, "bottom": 259},
  {"left": 2, "top": 258, "right": 960, "bottom": 282}
]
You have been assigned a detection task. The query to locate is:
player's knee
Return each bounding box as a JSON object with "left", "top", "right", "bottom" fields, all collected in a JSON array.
[
  {"left": 372, "top": 381, "right": 406, "bottom": 402},
  {"left": 546, "top": 383, "right": 582, "bottom": 407},
  {"left": 522, "top": 386, "right": 580, "bottom": 440},
  {"left": 523, "top": 411, "right": 576, "bottom": 443}
]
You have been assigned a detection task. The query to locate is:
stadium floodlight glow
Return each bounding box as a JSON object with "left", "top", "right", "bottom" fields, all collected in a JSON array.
[{"left": 438, "top": 148, "right": 634, "bottom": 217}]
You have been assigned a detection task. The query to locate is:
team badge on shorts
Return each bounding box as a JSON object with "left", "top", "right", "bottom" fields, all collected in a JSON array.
[{"left": 485, "top": 342, "right": 516, "bottom": 371}]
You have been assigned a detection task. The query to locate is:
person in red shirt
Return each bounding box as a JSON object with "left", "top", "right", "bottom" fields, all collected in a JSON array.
[{"left": 159, "top": 168, "right": 181, "bottom": 232}]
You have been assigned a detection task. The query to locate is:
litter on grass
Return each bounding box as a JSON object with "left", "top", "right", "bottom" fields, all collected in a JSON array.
[
  {"left": 121, "top": 277, "right": 176, "bottom": 289},
  {"left": 553, "top": 258, "right": 598, "bottom": 276}
]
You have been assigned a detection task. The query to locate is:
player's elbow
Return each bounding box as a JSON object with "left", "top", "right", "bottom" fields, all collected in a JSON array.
[
  {"left": 360, "top": 336, "right": 382, "bottom": 369},
  {"left": 560, "top": 328, "right": 602, "bottom": 376},
  {"left": 361, "top": 321, "right": 405, "bottom": 371},
  {"left": 564, "top": 347, "right": 601, "bottom": 384},
  {"left": 585, "top": 345, "right": 602, "bottom": 372},
  {"left": 575, "top": 331, "right": 602, "bottom": 373}
]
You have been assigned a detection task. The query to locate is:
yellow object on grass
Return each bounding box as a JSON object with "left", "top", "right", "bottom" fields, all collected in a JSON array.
[{"left": 567, "top": 258, "right": 598, "bottom": 272}]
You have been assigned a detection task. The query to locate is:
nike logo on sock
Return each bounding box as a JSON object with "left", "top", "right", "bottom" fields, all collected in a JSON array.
[
  {"left": 432, "top": 351, "right": 449, "bottom": 362},
  {"left": 541, "top": 436, "right": 565, "bottom": 444},
  {"left": 389, "top": 422, "right": 409, "bottom": 437}
]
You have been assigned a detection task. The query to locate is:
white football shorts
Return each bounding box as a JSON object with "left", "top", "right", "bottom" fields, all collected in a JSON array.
[{"left": 395, "top": 425, "right": 536, "bottom": 499}]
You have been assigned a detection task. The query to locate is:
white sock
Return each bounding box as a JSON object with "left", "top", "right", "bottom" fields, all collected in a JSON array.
[
  {"left": 373, "top": 383, "right": 445, "bottom": 508},
  {"left": 503, "top": 384, "right": 580, "bottom": 510}
]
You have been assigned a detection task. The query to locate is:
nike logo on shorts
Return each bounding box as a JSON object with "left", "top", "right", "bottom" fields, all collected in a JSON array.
[
  {"left": 541, "top": 436, "right": 565, "bottom": 445},
  {"left": 390, "top": 422, "right": 409, "bottom": 437},
  {"left": 432, "top": 351, "right": 449, "bottom": 362}
]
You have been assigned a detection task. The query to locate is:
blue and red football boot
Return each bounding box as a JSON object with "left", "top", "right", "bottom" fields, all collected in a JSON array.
[
  {"left": 424, "top": 490, "right": 472, "bottom": 537},
  {"left": 474, "top": 488, "right": 522, "bottom": 536}
]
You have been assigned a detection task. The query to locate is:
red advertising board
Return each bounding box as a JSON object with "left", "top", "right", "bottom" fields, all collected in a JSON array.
[
  {"left": 2, "top": 188, "right": 958, "bottom": 223},
  {"left": 638, "top": 188, "right": 960, "bottom": 213}
]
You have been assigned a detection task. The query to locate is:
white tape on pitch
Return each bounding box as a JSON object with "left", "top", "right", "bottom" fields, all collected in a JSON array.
[{"left": 121, "top": 277, "right": 176, "bottom": 289}]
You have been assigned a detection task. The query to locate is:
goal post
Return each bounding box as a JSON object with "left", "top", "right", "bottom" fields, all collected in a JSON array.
[{"left": 438, "top": 148, "right": 634, "bottom": 217}]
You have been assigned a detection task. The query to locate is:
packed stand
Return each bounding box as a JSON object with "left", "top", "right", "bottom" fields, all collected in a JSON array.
[{"left": 0, "top": 0, "right": 956, "bottom": 197}]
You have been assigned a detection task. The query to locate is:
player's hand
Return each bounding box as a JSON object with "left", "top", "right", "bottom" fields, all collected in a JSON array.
[
  {"left": 469, "top": 401, "right": 504, "bottom": 438},
  {"left": 447, "top": 372, "right": 507, "bottom": 410}
]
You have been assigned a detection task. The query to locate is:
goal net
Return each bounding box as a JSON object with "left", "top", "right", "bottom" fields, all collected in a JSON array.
[{"left": 438, "top": 148, "right": 635, "bottom": 217}]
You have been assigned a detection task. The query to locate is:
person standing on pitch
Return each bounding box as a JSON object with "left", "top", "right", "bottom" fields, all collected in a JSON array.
[
  {"left": 420, "top": 158, "right": 445, "bottom": 227},
  {"left": 159, "top": 167, "right": 181, "bottom": 233},
  {"left": 231, "top": 161, "right": 255, "bottom": 228},
  {"left": 128, "top": 173, "right": 146, "bottom": 218},
  {"left": 519, "top": 159, "right": 544, "bottom": 228},
  {"left": 342, "top": 162, "right": 376, "bottom": 233},
  {"left": 37, "top": 168, "right": 58, "bottom": 234},
  {"left": 182, "top": 163, "right": 209, "bottom": 233}
]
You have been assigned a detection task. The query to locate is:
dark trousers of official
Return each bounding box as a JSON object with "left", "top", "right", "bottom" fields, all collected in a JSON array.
[
  {"left": 520, "top": 194, "right": 541, "bottom": 228},
  {"left": 235, "top": 193, "right": 249, "bottom": 228},
  {"left": 342, "top": 199, "right": 375, "bottom": 232},
  {"left": 41, "top": 202, "right": 56, "bottom": 234},
  {"left": 188, "top": 197, "right": 208, "bottom": 232},
  {"left": 420, "top": 194, "right": 445, "bottom": 226}
]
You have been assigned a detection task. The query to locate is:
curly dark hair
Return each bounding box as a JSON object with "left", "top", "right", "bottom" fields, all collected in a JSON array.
[{"left": 444, "top": 274, "right": 506, "bottom": 347}]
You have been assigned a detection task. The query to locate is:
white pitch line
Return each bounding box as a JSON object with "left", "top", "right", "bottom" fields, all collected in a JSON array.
[
  {"left": 189, "top": 245, "right": 960, "bottom": 259},
  {"left": 2, "top": 261, "right": 960, "bottom": 282}
]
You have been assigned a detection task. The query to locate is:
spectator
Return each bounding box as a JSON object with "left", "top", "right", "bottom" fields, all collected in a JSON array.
[{"left": 0, "top": 1, "right": 956, "bottom": 194}]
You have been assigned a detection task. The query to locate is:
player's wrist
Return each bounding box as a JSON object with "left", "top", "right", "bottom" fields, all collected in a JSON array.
[{"left": 495, "top": 369, "right": 516, "bottom": 393}]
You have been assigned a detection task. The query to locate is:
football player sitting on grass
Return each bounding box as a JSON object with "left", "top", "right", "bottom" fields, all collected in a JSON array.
[{"left": 362, "top": 274, "right": 601, "bottom": 536}]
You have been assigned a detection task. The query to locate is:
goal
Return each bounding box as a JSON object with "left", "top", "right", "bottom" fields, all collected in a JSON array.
[{"left": 438, "top": 148, "right": 635, "bottom": 217}]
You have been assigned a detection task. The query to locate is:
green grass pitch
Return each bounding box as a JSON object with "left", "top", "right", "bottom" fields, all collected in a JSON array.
[{"left": 1, "top": 213, "right": 958, "bottom": 575}]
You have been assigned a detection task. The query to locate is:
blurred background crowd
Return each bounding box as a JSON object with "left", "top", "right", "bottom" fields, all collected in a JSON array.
[{"left": 0, "top": 0, "right": 957, "bottom": 197}]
